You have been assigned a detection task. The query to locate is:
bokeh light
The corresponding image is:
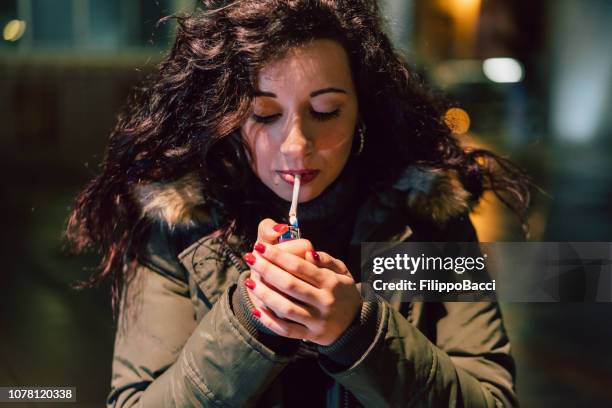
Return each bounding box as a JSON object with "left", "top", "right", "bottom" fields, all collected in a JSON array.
[
  {"left": 483, "top": 58, "right": 524, "bottom": 83},
  {"left": 3, "top": 19, "right": 26, "bottom": 42},
  {"left": 444, "top": 107, "right": 471, "bottom": 135}
]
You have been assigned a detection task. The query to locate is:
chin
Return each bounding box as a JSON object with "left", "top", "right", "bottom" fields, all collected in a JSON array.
[{"left": 298, "top": 184, "right": 325, "bottom": 203}]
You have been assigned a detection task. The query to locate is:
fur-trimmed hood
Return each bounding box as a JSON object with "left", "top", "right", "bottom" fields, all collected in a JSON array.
[{"left": 132, "top": 165, "right": 475, "bottom": 230}]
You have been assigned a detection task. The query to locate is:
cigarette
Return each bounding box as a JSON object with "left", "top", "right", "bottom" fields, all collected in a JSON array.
[
  {"left": 279, "top": 174, "right": 301, "bottom": 242},
  {"left": 289, "top": 174, "right": 300, "bottom": 227}
]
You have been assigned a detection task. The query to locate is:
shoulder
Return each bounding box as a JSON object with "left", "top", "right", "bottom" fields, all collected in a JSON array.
[
  {"left": 392, "top": 166, "right": 477, "bottom": 226},
  {"left": 129, "top": 172, "right": 219, "bottom": 282},
  {"left": 398, "top": 165, "right": 480, "bottom": 241},
  {"left": 406, "top": 212, "right": 478, "bottom": 242},
  {"left": 132, "top": 220, "right": 215, "bottom": 282},
  {"left": 367, "top": 165, "right": 480, "bottom": 242}
]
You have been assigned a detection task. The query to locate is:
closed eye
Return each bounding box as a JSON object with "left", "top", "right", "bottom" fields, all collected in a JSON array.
[
  {"left": 311, "top": 108, "right": 340, "bottom": 121},
  {"left": 251, "top": 108, "right": 341, "bottom": 124},
  {"left": 252, "top": 113, "right": 281, "bottom": 124}
]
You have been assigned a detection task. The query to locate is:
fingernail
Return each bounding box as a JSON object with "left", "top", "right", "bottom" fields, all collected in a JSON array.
[
  {"left": 245, "top": 278, "right": 256, "bottom": 289},
  {"left": 254, "top": 242, "right": 266, "bottom": 253},
  {"left": 243, "top": 253, "right": 256, "bottom": 265},
  {"left": 310, "top": 250, "right": 320, "bottom": 261},
  {"left": 244, "top": 278, "right": 255, "bottom": 289},
  {"left": 252, "top": 308, "right": 261, "bottom": 318},
  {"left": 273, "top": 223, "right": 289, "bottom": 233}
]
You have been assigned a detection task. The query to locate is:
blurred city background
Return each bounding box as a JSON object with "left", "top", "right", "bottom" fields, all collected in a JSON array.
[{"left": 1, "top": 0, "right": 611, "bottom": 406}]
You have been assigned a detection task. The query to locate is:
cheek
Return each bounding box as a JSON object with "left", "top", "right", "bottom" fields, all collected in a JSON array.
[
  {"left": 242, "top": 125, "right": 280, "bottom": 172},
  {"left": 309, "top": 105, "right": 357, "bottom": 152},
  {"left": 254, "top": 140, "right": 275, "bottom": 173},
  {"left": 314, "top": 122, "right": 354, "bottom": 153},
  {"left": 315, "top": 133, "right": 353, "bottom": 178},
  {"left": 313, "top": 122, "right": 355, "bottom": 178}
]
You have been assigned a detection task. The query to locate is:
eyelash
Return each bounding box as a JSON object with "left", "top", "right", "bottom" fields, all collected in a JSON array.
[
  {"left": 251, "top": 108, "right": 341, "bottom": 124},
  {"left": 312, "top": 108, "right": 341, "bottom": 121}
]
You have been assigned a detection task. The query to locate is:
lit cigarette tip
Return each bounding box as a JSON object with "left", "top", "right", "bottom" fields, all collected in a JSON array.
[{"left": 289, "top": 215, "right": 298, "bottom": 227}]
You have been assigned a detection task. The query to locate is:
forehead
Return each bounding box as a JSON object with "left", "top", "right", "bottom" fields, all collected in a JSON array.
[{"left": 255, "top": 39, "right": 354, "bottom": 94}]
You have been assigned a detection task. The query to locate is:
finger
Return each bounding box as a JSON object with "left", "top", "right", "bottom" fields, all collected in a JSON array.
[
  {"left": 245, "top": 271, "right": 269, "bottom": 311},
  {"left": 247, "top": 251, "right": 322, "bottom": 305},
  {"left": 274, "top": 238, "right": 314, "bottom": 258},
  {"left": 305, "top": 250, "right": 351, "bottom": 277},
  {"left": 257, "top": 218, "right": 289, "bottom": 245},
  {"left": 246, "top": 271, "right": 266, "bottom": 307},
  {"left": 253, "top": 243, "right": 327, "bottom": 288},
  {"left": 247, "top": 275, "right": 316, "bottom": 326},
  {"left": 250, "top": 269, "right": 262, "bottom": 283},
  {"left": 253, "top": 307, "right": 310, "bottom": 340}
]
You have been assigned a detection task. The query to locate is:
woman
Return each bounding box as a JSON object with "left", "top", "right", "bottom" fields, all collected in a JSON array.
[{"left": 67, "top": 1, "right": 530, "bottom": 406}]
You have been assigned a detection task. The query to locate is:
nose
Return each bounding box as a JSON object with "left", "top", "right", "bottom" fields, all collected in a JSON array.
[{"left": 279, "top": 119, "right": 312, "bottom": 158}]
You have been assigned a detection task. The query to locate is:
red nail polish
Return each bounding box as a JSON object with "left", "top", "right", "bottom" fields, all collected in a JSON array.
[
  {"left": 252, "top": 308, "right": 261, "bottom": 318},
  {"left": 245, "top": 278, "right": 256, "bottom": 289},
  {"left": 254, "top": 242, "right": 266, "bottom": 253},
  {"left": 273, "top": 223, "right": 289, "bottom": 233},
  {"left": 243, "top": 253, "right": 256, "bottom": 265},
  {"left": 310, "top": 250, "right": 320, "bottom": 261}
]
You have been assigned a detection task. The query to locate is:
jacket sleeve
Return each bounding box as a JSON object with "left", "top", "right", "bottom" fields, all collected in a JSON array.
[
  {"left": 106, "top": 262, "right": 294, "bottom": 407},
  {"left": 319, "top": 299, "right": 517, "bottom": 407},
  {"left": 319, "top": 214, "right": 517, "bottom": 407}
]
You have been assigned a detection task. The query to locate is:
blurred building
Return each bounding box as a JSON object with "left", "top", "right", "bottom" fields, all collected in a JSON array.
[{"left": 1, "top": 1, "right": 611, "bottom": 406}]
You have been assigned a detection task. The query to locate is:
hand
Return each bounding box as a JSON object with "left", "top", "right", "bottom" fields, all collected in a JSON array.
[
  {"left": 243, "top": 241, "right": 363, "bottom": 346},
  {"left": 245, "top": 218, "right": 314, "bottom": 316}
]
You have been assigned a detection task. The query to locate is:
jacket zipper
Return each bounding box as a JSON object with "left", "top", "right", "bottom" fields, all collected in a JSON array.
[
  {"left": 225, "top": 246, "right": 250, "bottom": 273},
  {"left": 342, "top": 386, "right": 351, "bottom": 408}
]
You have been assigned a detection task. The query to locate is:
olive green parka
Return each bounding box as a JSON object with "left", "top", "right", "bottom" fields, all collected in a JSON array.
[{"left": 106, "top": 165, "right": 517, "bottom": 407}]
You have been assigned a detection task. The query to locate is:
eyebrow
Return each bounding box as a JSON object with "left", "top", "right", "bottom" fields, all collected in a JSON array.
[
  {"left": 253, "top": 87, "right": 347, "bottom": 98},
  {"left": 310, "top": 87, "right": 347, "bottom": 97}
]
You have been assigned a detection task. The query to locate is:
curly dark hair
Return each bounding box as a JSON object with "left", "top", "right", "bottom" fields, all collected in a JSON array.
[{"left": 65, "top": 0, "right": 531, "bottom": 313}]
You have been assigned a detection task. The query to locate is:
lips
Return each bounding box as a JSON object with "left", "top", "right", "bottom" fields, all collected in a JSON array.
[{"left": 276, "top": 169, "right": 320, "bottom": 185}]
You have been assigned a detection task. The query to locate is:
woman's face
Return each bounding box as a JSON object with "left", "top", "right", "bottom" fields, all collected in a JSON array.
[{"left": 241, "top": 39, "right": 359, "bottom": 203}]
